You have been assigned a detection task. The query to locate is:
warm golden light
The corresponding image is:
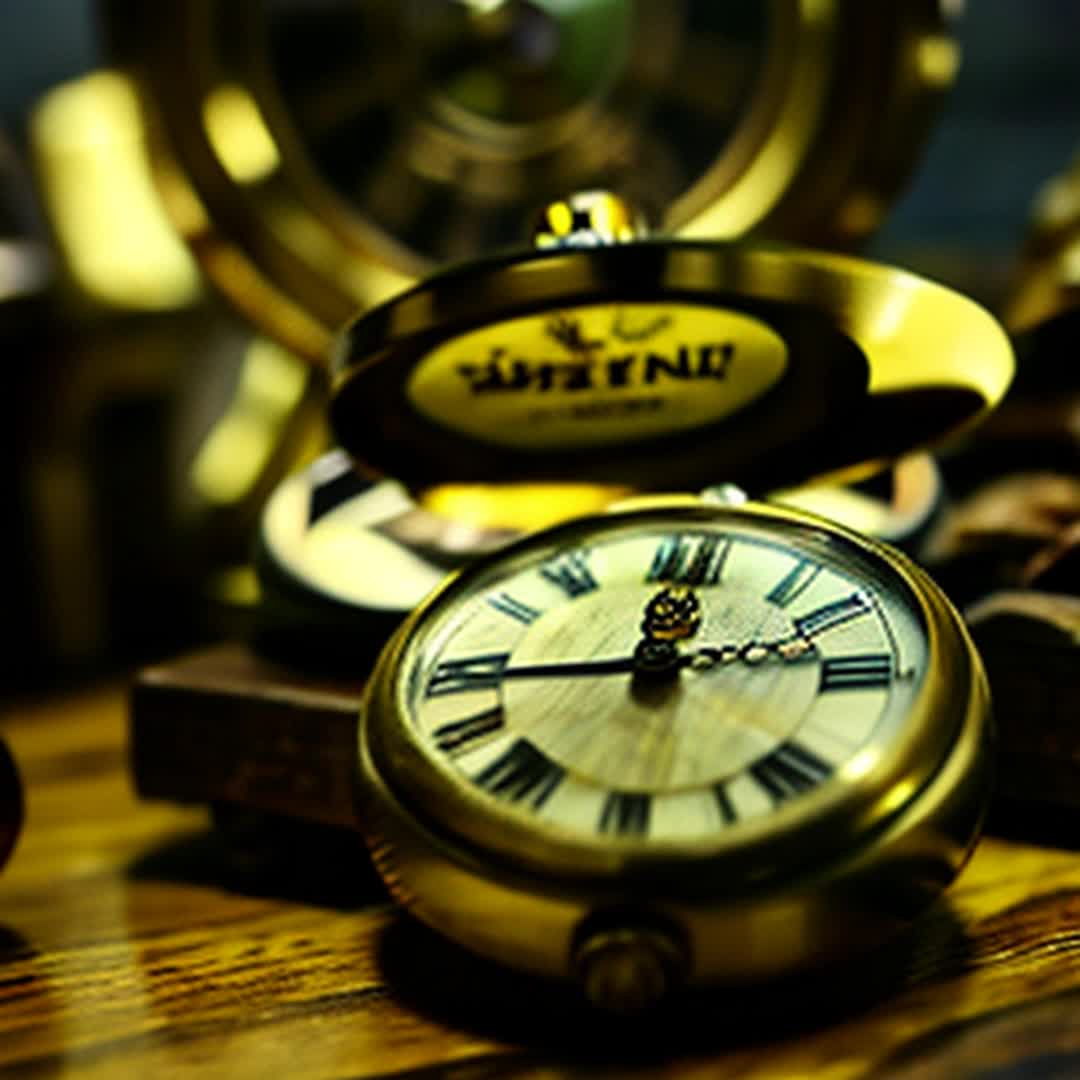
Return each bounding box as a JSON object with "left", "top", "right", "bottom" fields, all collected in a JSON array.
[
  {"left": 190, "top": 339, "right": 309, "bottom": 505},
  {"left": 1060, "top": 238, "right": 1080, "bottom": 285},
  {"left": 31, "top": 70, "right": 201, "bottom": 310},
  {"left": 915, "top": 35, "right": 960, "bottom": 87},
  {"left": 679, "top": 0, "right": 835, "bottom": 239},
  {"left": 201, "top": 84, "right": 281, "bottom": 185},
  {"left": 421, "top": 483, "right": 633, "bottom": 529}
]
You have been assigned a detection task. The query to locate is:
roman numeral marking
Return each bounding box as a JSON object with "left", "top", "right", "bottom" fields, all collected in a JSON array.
[
  {"left": 819, "top": 654, "right": 892, "bottom": 692},
  {"left": 487, "top": 592, "right": 540, "bottom": 625},
  {"left": 712, "top": 784, "right": 737, "bottom": 826},
  {"left": 472, "top": 739, "right": 564, "bottom": 810},
  {"left": 539, "top": 551, "right": 598, "bottom": 597},
  {"left": 750, "top": 742, "right": 833, "bottom": 803},
  {"left": 598, "top": 792, "right": 651, "bottom": 836},
  {"left": 426, "top": 653, "right": 510, "bottom": 696},
  {"left": 792, "top": 592, "right": 871, "bottom": 639},
  {"left": 766, "top": 558, "right": 821, "bottom": 607},
  {"left": 431, "top": 707, "right": 505, "bottom": 755},
  {"left": 646, "top": 533, "right": 730, "bottom": 586}
]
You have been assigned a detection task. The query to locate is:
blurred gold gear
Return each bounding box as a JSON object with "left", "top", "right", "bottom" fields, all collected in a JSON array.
[{"left": 103, "top": 0, "right": 959, "bottom": 363}]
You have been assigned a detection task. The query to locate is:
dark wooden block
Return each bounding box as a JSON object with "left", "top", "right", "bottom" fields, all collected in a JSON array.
[
  {"left": 130, "top": 643, "right": 365, "bottom": 828},
  {"left": 966, "top": 591, "right": 1080, "bottom": 808}
]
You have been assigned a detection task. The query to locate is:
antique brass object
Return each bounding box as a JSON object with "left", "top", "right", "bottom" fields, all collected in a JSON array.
[
  {"left": 359, "top": 499, "right": 990, "bottom": 1007},
  {"left": 330, "top": 243, "right": 1012, "bottom": 495},
  {"left": 318, "top": 233, "right": 1008, "bottom": 1005},
  {"left": 103, "top": 0, "right": 959, "bottom": 361}
]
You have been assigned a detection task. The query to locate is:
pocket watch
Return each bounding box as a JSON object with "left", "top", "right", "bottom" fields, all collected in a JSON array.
[
  {"left": 128, "top": 195, "right": 1012, "bottom": 1006},
  {"left": 359, "top": 497, "right": 990, "bottom": 1010},
  {"left": 313, "top": 206, "right": 1010, "bottom": 1009}
]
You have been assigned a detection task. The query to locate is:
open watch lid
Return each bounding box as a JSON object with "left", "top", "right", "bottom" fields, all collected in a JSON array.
[{"left": 330, "top": 194, "right": 1014, "bottom": 498}]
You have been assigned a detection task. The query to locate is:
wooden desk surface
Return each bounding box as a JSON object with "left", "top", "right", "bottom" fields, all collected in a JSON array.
[{"left": 4, "top": 685, "right": 1080, "bottom": 1078}]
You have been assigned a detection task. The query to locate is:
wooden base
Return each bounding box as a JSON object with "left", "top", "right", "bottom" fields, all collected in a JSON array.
[{"left": 130, "top": 642, "right": 365, "bottom": 829}]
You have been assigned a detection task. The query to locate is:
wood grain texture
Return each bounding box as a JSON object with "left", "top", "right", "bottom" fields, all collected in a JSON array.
[{"left": 6, "top": 683, "right": 1080, "bottom": 1077}]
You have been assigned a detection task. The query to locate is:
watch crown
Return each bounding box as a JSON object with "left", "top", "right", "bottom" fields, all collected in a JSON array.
[
  {"left": 532, "top": 190, "right": 648, "bottom": 250},
  {"left": 573, "top": 922, "right": 687, "bottom": 1012}
]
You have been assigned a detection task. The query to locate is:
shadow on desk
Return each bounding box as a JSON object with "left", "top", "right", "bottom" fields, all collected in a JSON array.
[
  {"left": 125, "top": 815, "right": 975, "bottom": 1068},
  {"left": 126, "top": 811, "right": 386, "bottom": 913},
  {"left": 376, "top": 908, "right": 973, "bottom": 1065}
]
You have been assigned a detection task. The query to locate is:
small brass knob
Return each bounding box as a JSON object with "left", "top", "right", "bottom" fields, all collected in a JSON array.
[{"left": 573, "top": 921, "right": 687, "bottom": 1012}]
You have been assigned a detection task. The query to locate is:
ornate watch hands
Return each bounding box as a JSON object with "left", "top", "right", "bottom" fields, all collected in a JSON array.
[
  {"left": 689, "top": 634, "right": 814, "bottom": 668},
  {"left": 500, "top": 584, "right": 819, "bottom": 683},
  {"left": 633, "top": 585, "right": 703, "bottom": 678},
  {"left": 632, "top": 583, "right": 817, "bottom": 681}
]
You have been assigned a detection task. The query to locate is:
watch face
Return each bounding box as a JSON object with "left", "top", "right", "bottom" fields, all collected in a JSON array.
[{"left": 373, "top": 504, "right": 946, "bottom": 872}]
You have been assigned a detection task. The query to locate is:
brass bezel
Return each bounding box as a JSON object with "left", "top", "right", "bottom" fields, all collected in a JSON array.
[
  {"left": 358, "top": 499, "right": 991, "bottom": 983},
  {"left": 102, "top": 1, "right": 956, "bottom": 363}
]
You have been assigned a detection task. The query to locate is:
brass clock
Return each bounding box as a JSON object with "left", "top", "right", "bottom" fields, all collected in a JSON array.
[{"left": 104, "top": 0, "right": 960, "bottom": 361}]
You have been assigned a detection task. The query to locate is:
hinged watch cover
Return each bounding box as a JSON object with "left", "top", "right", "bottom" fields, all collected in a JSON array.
[{"left": 329, "top": 242, "right": 1014, "bottom": 497}]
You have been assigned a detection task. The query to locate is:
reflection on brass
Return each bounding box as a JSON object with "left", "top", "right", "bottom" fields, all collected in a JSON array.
[
  {"left": 103, "top": 1, "right": 957, "bottom": 360},
  {"left": 191, "top": 338, "right": 312, "bottom": 506},
  {"left": 1005, "top": 148, "right": 1080, "bottom": 335},
  {"left": 419, "top": 482, "right": 634, "bottom": 530},
  {"left": 532, "top": 189, "right": 648, "bottom": 248},
  {"left": 573, "top": 923, "right": 687, "bottom": 1012},
  {"left": 30, "top": 71, "right": 201, "bottom": 311}
]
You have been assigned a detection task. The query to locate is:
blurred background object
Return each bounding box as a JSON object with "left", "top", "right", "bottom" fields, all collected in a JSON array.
[
  {"left": 101, "top": 0, "right": 960, "bottom": 360},
  {"left": 1, "top": 0, "right": 1079, "bottom": 694},
  {"left": 0, "top": 736, "right": 23, "bottom": 874}
]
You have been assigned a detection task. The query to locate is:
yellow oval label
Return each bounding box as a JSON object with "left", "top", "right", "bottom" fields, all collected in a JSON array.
[{"left": 406, "top": 303, "right": 788, "bottom": 451}]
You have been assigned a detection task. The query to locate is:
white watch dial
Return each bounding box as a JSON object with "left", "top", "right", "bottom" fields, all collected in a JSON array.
[{"left": 401, "top": 515, "right": 927, "bottom": 846}]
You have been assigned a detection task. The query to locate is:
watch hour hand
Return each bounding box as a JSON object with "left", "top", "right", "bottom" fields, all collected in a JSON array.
[{"left": 502, "top": 656, "right": 639, "bottom": 680}]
